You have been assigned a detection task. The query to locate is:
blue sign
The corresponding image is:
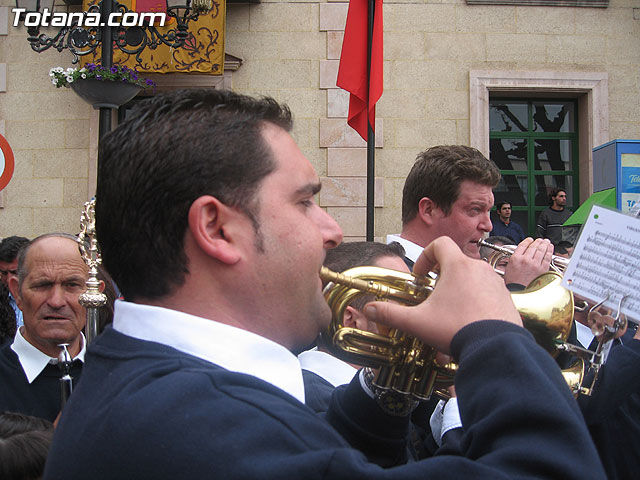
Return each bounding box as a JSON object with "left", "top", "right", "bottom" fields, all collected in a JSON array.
[{"left": 622, "top": 166, "right": 640, "bottom": 193}]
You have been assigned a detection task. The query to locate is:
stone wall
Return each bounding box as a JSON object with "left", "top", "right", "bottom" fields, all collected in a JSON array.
[
  {"left": 0, "top": 2, "right": 91, "bottom": 238},
  {"left": 1, "top": 0, "right": 639, "bottom": 241}
]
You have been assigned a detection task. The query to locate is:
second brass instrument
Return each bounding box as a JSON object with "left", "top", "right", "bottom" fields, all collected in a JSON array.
[
  {"left": 478, "top": 238, "right": 570, "bottom": 274},
  {"left": 321, "top": 265, "right": 578, "bottom": 401}
]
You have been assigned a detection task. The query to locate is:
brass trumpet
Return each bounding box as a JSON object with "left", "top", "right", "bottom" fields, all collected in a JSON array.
[
  {"left": 478, "top": 238, "right": 570, "bottom": 274},
  {"left": 321, "top": 265, "right": 580, "bottom": 401}
]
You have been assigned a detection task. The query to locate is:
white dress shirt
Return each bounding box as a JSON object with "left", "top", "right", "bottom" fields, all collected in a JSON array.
[
  {"left": 386, "top": 234, "right": 424, "bottom": 263},
  {"left": 112, "top": 300, "right": 306, "bottom": 403},
  {"left": 429, "top": 397, "right": 463, "bottom": 446},
  {"left": 11, "top": 328, "right": 86, "bottom": 384},
  {"left": 298, "top": 348, "right": 357, "bottom": 387}
]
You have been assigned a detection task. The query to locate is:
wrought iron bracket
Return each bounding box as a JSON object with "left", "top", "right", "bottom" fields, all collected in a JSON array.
[{"left": 20, "top": 0, "right": 210, "bottom": 63}]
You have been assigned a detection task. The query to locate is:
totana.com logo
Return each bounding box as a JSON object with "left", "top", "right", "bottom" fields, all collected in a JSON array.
[{"left": 12, "top": 8, "right": 167, "bottom": 27}]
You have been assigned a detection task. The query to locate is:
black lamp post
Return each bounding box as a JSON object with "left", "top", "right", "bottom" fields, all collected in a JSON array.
[{"left": 14, "top": 0, "right": 211, "bottom": 139}]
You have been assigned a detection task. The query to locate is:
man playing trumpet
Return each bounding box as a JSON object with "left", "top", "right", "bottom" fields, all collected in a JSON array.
[
  {"left": 387, "top": 145, "right": 553, "bottom": 286},
  {"left": 45, "top": 90, "right": 604, "bottom": 479}
]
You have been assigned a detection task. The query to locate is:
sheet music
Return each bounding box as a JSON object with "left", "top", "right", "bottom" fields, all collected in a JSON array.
[{"left": 562, "top": 204, "right": 640, "bottom": 324}]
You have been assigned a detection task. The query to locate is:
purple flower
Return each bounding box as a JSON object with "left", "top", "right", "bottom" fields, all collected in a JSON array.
[
  {"left": 96, "top": 75, "right": 103, "bottom": 80},
  {"left": 145, "top": 79, "right": 155, "bottom": 86},
  {"left": 131, "top": 73, "right": 138, "bottom": 80},
  {"left": 110, "top": 66, "right": 118, "bottom": 74},
  {"left": 87, "top": 63, "right": 97, "bottom": 71}
]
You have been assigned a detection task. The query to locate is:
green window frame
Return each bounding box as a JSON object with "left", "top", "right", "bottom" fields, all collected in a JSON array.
[{"left": 489, "top": 98, "right": 579, "bottom": 236}]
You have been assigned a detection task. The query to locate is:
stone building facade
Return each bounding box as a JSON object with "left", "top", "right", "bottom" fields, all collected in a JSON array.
[{"left": 0, "top": 0, "right": 639, "bottom": 241}]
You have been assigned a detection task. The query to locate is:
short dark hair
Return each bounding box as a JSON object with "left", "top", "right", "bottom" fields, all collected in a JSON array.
[
  {"left": 324, "top": 241, "right": 406, "bottom": 281},
  {"left": 497, "top": 201, "right": 512, "bottom": 210},
  {"left": 402, "top": 145, "right": 501, "bottom": 223},
  {"left": 95, "top": 89, "right": 293, "bottom": 301},
  {"left": 0, "top": 411, "right": 53, "bottom": 437},
  {"left": 549, "top": 187, "right": 566, "bottom": 205},
  {"left": 0, "top": 411, "right": 54, "bottom": 480},
  {"left": 323, "top": 241, "right": 406, "bottom": 310},
  {"left": 0, "top": 236, "right": 29, "bottom": 263}
]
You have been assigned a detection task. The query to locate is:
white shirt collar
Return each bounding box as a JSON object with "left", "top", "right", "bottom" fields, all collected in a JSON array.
[
  {"left": 298, "top": 348, "right": 357, "bottom": 387},
  {"left": 386, "top": 234, "right": 424, "bottom": 263},
  {"left": 11, "top": 328, "right": 86, "bottom": 384},
  {"left": 112, "top": 300, "right": 306, "bottom": 404}
]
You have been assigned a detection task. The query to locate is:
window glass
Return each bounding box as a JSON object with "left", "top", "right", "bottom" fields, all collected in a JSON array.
[
  {"left": 534, "top": 176, "right": 574, "bottom": 208},
  {"left": 490, "top": 138, "right": 527, "bottom": 170},
  {"left": 533, "top": 102, "right": 575, "bottom": 133},
  {"left": 534, "top": 139, "right": 573, "bottom": 171},
  {"left": 493, "top": 174, "right": 529, "bottom": 207},
  {"left": 490, "top": 102, "right": 528, "bottom": 132}
]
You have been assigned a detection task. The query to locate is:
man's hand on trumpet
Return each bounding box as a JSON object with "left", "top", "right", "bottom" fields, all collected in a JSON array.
[
  {"left": 361, "top": 236, "right": 522, "bottom": 355},
  {"left": 502, "top": 237, "right": 553, "bottom": 287}
]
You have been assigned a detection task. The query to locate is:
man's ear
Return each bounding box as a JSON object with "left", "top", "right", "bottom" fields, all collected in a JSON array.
[
  {"left": 187, "top": 195, "right": 242, "bottom": 265},
  {"left": 344, "top": 305, "right": 379, "bottom": 334},
  {"left": 417, "top": 197, "right": 437, "bottom": 226},
  {"left": 7, "top": 275, "right": 21, "bottom": 309}
]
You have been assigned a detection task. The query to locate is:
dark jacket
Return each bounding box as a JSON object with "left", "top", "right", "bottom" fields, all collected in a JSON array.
[
  {"left": 0, "top": 340, "right": 83, "bottom": 422},
  {"left": 577, "top": 328, "right": 640, "bottom": 480},
  {"left": 44, "top": 322, "right": 605, "bottom": 479}
]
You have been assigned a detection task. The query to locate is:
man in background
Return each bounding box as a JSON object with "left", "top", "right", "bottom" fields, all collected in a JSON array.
[
  {"left": 300, "top": 241, "right": 409, "bottom": 414},
  {"left": 490, "top": 201, "right": 525, "bottom": 244},
  {"left": 0, "top": 234, "right": 88, "bottom": 422},
  {"left": 537, "top": 187, "right": 572, "bottom": 246},
  {"left": 0, "top": 236, "right": 30, "bottom": 328},
  {"left": 303, "top": 240, "right": 461, "bottom": 460}
]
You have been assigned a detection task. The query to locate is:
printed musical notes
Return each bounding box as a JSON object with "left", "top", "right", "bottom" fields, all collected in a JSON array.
[{"left": 562, "top": 205, "right": 640, "bottom": 324}]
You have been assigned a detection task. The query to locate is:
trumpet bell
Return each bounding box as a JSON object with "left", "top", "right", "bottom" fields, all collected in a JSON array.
[
  {"left": 562, "top": 359, "right": 587, "bottom": 396},
  {"left": 511, "top": 272, "right": 574, "bottom": 356}
]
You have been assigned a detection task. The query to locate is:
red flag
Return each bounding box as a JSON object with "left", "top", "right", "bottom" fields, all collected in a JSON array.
[{"left": 337, "top": 0, "right": 383, "bottom": 142}]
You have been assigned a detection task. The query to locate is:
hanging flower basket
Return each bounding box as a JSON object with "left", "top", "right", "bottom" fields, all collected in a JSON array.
[
  {"left": 69, "top": 78, "right": 142, "bottom": 110},
  {"left": 50, "top": 64, "right": 155, "bottom": 110}
]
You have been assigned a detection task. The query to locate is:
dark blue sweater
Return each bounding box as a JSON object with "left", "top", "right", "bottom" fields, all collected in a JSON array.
[
  {"left": 44, "top": 321, "right": 605, "bottom": 479},
  {"left": 577, "top": 331, "right": 640, "bottom": 480},
  {"left": 0, "top": 340, "right": 83, "bottom": 422}
]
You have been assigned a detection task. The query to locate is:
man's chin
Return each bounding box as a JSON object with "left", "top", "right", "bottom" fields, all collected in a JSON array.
[{"left": 465, "top": 244, "right": 482, "bottom": 259}]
